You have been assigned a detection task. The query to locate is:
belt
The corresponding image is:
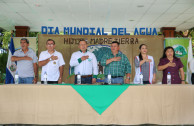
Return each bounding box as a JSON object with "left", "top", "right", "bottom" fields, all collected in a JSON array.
[{"left": 75, "top": 75, "right": 92, "bottom": 78}]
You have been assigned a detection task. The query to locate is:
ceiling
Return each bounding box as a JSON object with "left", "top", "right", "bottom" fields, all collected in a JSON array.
[{"left": 0, "top": 0, "right": 194, "bottom": 33}]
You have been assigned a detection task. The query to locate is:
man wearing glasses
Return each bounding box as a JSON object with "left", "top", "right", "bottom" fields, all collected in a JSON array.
[
  {"left": 11, "top": 38, "right": 38, "bottom": 84},
  {"left": 38, "top": 39, "right": 65, "bottom": 84}
]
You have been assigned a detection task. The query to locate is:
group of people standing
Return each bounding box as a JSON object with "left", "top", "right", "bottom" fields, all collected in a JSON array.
[
  {"left": 12, "top": 38, "right": 186, "bottom": 84},
  {"left": 134, "top": 44, "right": 185, "bottom": 84}
]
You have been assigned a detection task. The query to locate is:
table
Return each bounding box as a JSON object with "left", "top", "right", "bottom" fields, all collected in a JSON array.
[{"left": 0, "top": 84, "right": 194, "bottom": 125}]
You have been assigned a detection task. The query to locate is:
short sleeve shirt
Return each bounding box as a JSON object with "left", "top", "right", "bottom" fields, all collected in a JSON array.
[
  {"left": 158, "top": 58, "right": 183, "bottom": 84},
  {"left": 39, "top": 50, "right": 65, "bottom": 81},
  {"left": 13, "top": 48, "right": 37, "bottom": 78}
]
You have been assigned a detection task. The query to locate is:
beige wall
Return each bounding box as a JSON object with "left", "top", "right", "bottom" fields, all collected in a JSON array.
[{"left": 38, "top": 34, "right": 164, "bottom": 83}]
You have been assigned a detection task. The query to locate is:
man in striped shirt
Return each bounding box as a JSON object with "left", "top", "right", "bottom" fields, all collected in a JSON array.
[{"left": 101, "top": 41, "right": 131, "bottom": 84}]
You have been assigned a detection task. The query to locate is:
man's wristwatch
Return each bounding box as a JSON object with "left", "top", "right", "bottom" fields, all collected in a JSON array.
[{"left": 49, "top": 58, "right": 52, "bottom": 61}]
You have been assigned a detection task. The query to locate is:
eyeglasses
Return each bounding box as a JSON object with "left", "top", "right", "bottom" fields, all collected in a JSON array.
[{"left": 47, "top": 44, "right": 54, "bottom": 46}]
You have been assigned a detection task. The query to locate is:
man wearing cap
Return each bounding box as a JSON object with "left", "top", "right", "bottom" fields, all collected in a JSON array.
[
  {"left": 38, "top": 39, "right": 65, "bottom": 84},
  {"left": 11, "top": 38, "right": 38, "bottom": 84},
  {"left": 70, "top": 39, "right": 98, "bottom": 84},
  {"left": 101, "top": 41, "right": 131, "bottom": 84}
]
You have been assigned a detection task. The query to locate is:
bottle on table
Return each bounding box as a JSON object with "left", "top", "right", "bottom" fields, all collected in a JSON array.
[
  {"left": 167, "top": 72, "right": 171, "bottom": 85},
  {"left": 108, "top": 71, "right": 111, "bottom": 85},
  {"left": 139, "top": 72, "right": 143, "bottom": 84},
  {"left": 44, "top": 72, "right": 47, "bottom": 84},
  {"left": 77, "top": 72, "right": 81, "bottom": 85},
  {"left": 15, "top": 71, "right": 19, "bottom": 84}
]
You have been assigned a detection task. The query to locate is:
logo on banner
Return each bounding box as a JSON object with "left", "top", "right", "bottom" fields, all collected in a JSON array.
[
  {"left": 87, "top": 45, "right": 111, "bottom": 63},
  {"left": 173, "top": 45, "right": 187, "bottom": 57}
]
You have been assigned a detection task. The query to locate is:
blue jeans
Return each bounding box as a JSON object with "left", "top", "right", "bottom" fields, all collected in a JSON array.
[
  {"left": 19, "top": 77, "right": 34, "bottom": 84},
  {"left": 75, "top": 76, "right": 92, "bottom": 84},
  {"left": 104, "top": 77, "right": 124, "bottom": 84}
]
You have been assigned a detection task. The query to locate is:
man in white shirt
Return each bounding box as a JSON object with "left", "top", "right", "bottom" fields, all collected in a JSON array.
[
  {"left": 38, "top": 39, "right": 65, "bottom": 84},
  {"left": 70, "top": 39, "right": 98, "bottom": 84}
]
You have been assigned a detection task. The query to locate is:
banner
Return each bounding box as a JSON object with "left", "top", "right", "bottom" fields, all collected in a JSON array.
[
  {"left": 5, "top": 38, "right": 16, "bottom": 84},
  {"left": 186, "top": 38, "right": 193, "bottom": 84},
  {"left": 165, "top": 38, "right": 190, "bottom": 82}
]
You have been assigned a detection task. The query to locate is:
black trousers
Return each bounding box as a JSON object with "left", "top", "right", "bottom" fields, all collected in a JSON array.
[
  {"left": 41, "top": 81, "right": 58, "bottom": 84},
  {"left": 192, "top": 73, "right": 194, "bottom": 84}
]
